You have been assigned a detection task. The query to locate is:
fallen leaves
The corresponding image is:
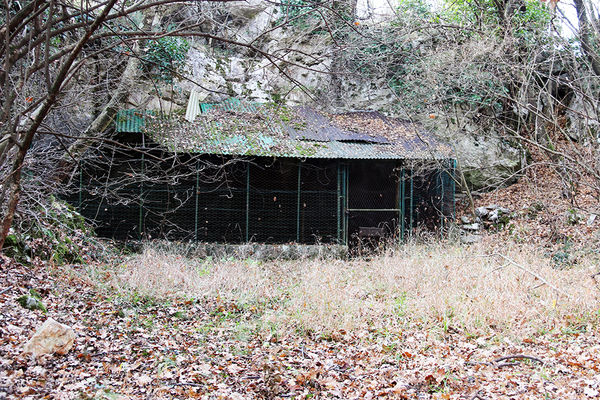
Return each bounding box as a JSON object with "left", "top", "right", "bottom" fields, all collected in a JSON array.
[
  {"left": 2, "top": 250, "right": 600, "bottom": 399},
  {"left": 470, "top": 142, "right": 600, "bottom": 259}
]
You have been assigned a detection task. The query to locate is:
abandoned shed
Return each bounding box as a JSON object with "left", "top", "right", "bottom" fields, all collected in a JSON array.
[{"left": 72, "top": 98, "right": 455, "bottom": 245}]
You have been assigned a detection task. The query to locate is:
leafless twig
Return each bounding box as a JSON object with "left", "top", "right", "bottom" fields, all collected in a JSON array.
[
  {"left": 468, "top": 354, "right": 545, "bottom": 369},
  {"left": 469, "top": 391, "right": 487, "bottom": 400},
  {"left": 492, "top": 253, "right": 570, "bottom": 299},
  {"left": 494, "top": 354, "right": 545, "bottom": 367},
  {"left": 591, "top": 272, "right": 600, "bottom": 292}
]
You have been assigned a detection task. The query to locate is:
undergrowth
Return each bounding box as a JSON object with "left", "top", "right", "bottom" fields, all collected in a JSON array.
[
  {"left": 96, "top": 241, "right": 600, "bottom": 339},
  {"left": 3, "top": 196, "right": 106, "bottom": 266}
]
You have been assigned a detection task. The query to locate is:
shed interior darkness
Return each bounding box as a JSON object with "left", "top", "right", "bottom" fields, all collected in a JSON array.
[{"left": 72, "top": 149, "right": 454, "bottom": 246}]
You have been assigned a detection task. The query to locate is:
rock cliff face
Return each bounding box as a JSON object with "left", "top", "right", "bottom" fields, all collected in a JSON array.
[{"left": 126, "top": 2, "right": 527, "bottom": 190}]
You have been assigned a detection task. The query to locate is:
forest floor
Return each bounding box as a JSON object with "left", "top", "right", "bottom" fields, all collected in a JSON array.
[
  {"left": 468, "top": 145, "right": 600, "bottom": 258},
  {"left": 2, "top": 239, "right": 600, "bottom": 399},
  {"left": 3, "top": 155, "right": 600, "bottom": 399}
]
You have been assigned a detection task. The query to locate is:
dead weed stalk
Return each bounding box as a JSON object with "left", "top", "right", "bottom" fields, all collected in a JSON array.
[{"left": 110, "top": 242, "right": 600, "bottom": 337}]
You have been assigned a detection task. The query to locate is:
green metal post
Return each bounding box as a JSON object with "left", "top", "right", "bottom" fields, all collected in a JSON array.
[
  {"left": 139, "top": 154, "right": 144, "bottom": 240},
  {"left": 337, "top": 162, "right": 341, "bottom": 243},
  {"left": 409, "top": 171, "right": 413, "bottom": 237},
  {"left": 194, "top": 162, "right": 199, "bottom": 241},
  {"left": 343, "top": 164, "right": 349, "bottom": 245},
  {"left": 400, "top": 167, "right": 404, "bottom": 243},
  {"left": 296, "top": 162, "right": 301, "bottom": 242},
  {"left": 245, "top": 164, "right": 250, "bottom": 242}
]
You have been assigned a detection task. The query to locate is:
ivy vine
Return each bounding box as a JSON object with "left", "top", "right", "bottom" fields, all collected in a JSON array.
[{"left": 141, "top": 36, "right": 190, "bottom": 83}]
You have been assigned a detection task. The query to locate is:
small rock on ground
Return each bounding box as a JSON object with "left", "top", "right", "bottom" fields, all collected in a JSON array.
[{"left": 23, "top": 318, "right": 76, "bottom": 357}]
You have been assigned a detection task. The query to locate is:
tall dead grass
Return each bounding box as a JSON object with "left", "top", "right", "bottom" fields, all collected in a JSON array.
[{"left": 113, "top": 242, "right": 600, "bottom": 336}]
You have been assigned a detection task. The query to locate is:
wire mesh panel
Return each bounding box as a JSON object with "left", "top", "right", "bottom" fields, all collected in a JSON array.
[
  {"left": 299, "top": 160, "right": 338, "bottom": 244},
  {"left": 410, "top": 171, "right": 439, "bottom": 231},
  {"left": 76, "top": 154, "right": 343, "bottom": 244},
  {"left": 143, "top": 180, "right": 196, "bottom": 241},
  {"left": 81, "top": 189, "right": 141, "bottom": 240},
  {"left": 402, "top": 160, "right": 456, "bottom": 235},
  {"left": 346, "top": 161, "right": 401, "bottom": 245},
  {"left": 72, "top": 148, "right": 453, "bottom": 246},
  {"left": 347, "top": 161, "right": 399, "bottom": 210},
  {"left": 248, "top": 159, "right": 298, "bottom": 243},
  {"left": 78, "top": 151, "right": 143, "bottom": 240},
  {"left": 440, "top": 160, "right": 456, "bottom": 227},
  {"left": 196, "top": 162, "right": 246, "bottom": 243}
]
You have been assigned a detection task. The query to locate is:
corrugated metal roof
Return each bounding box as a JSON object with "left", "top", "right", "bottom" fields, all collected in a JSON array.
[
  {"left": 312, "top": 141, "right": 441, "bottom": 160},
  {"left": 119, "top": 99, "right": 452, "bottom": 160},
  {"left": 144, "top": 123, "right": 438, "bottom": 159},
  {"left": 200, "top": 98, "right": 261, "bottom": 114},
  {"left": 115, "top": 109, "right": 155, "bottom": 133}
]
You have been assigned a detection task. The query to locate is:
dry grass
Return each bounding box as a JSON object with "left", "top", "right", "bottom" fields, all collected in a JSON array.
[{"left": 111, "top": 241, "right": 600, "bottom": 337}]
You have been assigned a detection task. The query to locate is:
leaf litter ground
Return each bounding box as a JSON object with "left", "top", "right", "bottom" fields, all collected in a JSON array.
[{"left": 1, "top": 252, "right": 600, "bottom": 400}]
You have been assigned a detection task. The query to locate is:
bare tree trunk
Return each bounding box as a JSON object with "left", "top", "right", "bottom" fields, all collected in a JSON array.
[
  {"left": 60, "top": 8, "right": 158, "bottom": 175},
  {"left": 330, "top": 0, "right": 357, "bottom": 107},
  {"left": 63, "top": 54, "right": 140, "bottom": 163},
  {"left": 574, "top": 0, "right": 600, "bottom": 76},
  {"left": 1, "top": 147, "right": 27, "bottom": 246},
  {"left": 0, "top": 0, "right": 119, "bottom": 250}
]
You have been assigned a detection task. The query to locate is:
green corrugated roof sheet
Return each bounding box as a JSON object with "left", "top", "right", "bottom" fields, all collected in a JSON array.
[
  {"left": 200, "top": 98, "right": 260, "bottom": 114},
  {"left": 115, "top": 110, "right": 155, "bottom": 133}
]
